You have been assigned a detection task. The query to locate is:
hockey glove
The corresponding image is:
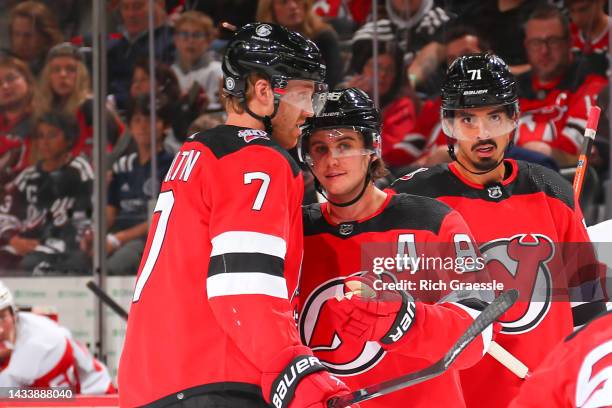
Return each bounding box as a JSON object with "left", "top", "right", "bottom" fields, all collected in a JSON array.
[
  {"left": 327, "top": 276, "right": 416, "bottom": 348},
  {"left": 261, "top": 345, "right": 354, "bottom": 408}
]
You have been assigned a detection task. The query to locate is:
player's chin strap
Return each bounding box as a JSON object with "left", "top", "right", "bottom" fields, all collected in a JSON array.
[
  {"left": 240, "top": 93, "right": 281, "bottom": 135},
  {"left": 446, "top": 132, "right": 515, "bottom": 176},
  {"left": 310, "top": 158, "right": 374, "bottom": 208}
]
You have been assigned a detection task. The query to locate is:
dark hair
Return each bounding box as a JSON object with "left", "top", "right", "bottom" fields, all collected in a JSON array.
[
  {"left": 35, "top": 110, "right": 79, "bottom": 146},
  {"left": 526, "top": 5, "right": 570, "bottom": 39},
  {"left": 442, "top": 24, "right": 491, "bottom": 52},
  {"left": 126, "top": 94, "right": 172, "bottom": 125},
  {"left": 132, "top": 58, "right": 181, "bottom": 102}
]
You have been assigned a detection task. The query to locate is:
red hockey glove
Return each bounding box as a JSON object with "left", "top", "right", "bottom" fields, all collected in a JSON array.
[
  {"left": 327, "top": 276, "right": 416, "bottom": 347},
  {"left": 261, "top": 345, "right": 354, "bottom": 408}
]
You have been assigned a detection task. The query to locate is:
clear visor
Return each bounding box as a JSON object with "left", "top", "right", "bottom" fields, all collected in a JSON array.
[
  {"left": 301, "top": 127, "right": 375, "bottom": 166},
  {"left": 275, "top": 79, "right": 329, "bottom": 116},
  {"left": 441, "top": 107, "right": 518, "bottom": 140}
]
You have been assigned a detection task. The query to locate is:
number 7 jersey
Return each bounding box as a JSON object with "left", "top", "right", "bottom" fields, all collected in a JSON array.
[{"left": 118, "top": 125, "right": 305, "bottom": 407}]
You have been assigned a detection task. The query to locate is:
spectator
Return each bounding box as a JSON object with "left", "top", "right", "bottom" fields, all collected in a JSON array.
[
  {"left": 567, "top": 0, "right": 610, "bottom": 56},
  {"left": 0, "top": 56, "right": 36, "bottom": 185},
  {"left": 107, "top": 0, "right": 175, "bottom": 111},
  {"left": 346, "top": 20, "right": 420, "bottom": 173},
  {"left": 0, "top": 112, "right": 92, "bottom": 275},
  {"left": 82, "top": 95, "right": 173, "bottom": 276},
  {"left": 6, "top": 1, "right": 63, "bottom": 76},
  {"left": 257, "top": 0, "right": 343, "bottom": 89},
  {"left": 35, "top": 43, "right": 123, "bottom": 159},
  {"left": 0, "top": 281, "right": 115, "bottom": 393},
  {"left": 517, "top": 4, "right": 608, "bottom": 166},
  {"left": 171, "top": 11, "right": 223, "bottom": 111}
]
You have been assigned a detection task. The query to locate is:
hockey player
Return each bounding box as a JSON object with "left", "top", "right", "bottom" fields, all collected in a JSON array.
[
  {"left": 0, "top": 281, "right": 115, "bottom": 393},
  {"left": 392, "top": 53, "right": 607, "bottom": 407},
  {"left": 118, "top": 23, "right": 351, "bottom": 408},
  {"left": 297, "top": 87, "right": 495, "bottom": 407},
  {"left": 0, "top": 111, "right": 92, "bottom": 274},
  {"left": 509, "top": 309, "right": 612, "bottom": 408}
]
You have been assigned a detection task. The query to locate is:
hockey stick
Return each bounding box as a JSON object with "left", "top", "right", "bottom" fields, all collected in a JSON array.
[
  {"left": 573, "top": 105, "right": 601, "bottom": 199},
  {"left": 327, "top": 289, "right": 519, "bottom": 407},
  {"left": 86, "top": 281, "right": 129, "bottom": 321}
]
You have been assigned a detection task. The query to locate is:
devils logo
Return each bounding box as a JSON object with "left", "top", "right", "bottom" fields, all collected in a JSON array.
[{"left": 480, "top": 234, "right": 554, "bottom": 334}]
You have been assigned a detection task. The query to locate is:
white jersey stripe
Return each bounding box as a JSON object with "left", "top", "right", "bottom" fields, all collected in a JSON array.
[
  {"left": 207, "top": 273, "right": 288, "bottom": 299},
  {"left": 211, "top": 231, "right": 287, "bottom": 259}
]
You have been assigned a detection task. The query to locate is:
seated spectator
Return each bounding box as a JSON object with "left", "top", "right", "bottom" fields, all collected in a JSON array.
[
  {"left": 257, "top": 0, "right": 343, "bottom": 89},
  {"left": 346, "top": 21, "right": 420, "bottom": 173},
  {"left": 517, "top": 5, "right": 608, "bottom": 166},
  {"left": 81, "top": 95, "right": 173, "bottom": 275},
  {"left": 0, "top": 112, "right": 92, "bottom": 275},
  {"left": 35, "top": 43, "right": 123, "bottom": 159},
  {"left": 567, "top": 0, "right": 610, "bottom": 57},
  {"left": 0, "top": 281, "right": 115, "bottom": 393},
  {"left": 0, "top": 56, "right": 36, "bottom": 185},
  {"left": 5, "top": 1, "right": 64, "bottom": 76},
  {"left": 107, "top": 0, "right": 175, "bottom": 111},
  {"left": 171, "top": 11, "right": 223, "bottom": 111}
]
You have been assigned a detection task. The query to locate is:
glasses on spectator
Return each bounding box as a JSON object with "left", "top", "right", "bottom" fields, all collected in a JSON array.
[
  {"left": 525, "top": 36, "right": 568, "bottom": 51},
  {"left": 175, "top": 31, "right": 209, "bottom": 41},
  {"left": 0, "top": 73, "right": 21, "bottom": 87}
]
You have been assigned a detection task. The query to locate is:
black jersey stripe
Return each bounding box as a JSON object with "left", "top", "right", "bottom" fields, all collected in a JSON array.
[{"left": 208, "top": 253, "right": 285, "bottom": 278}]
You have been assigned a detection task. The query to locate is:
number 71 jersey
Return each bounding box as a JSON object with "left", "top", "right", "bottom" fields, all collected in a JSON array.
[{"left": 118, "top": 125, "right": 305, "bottom": 407}]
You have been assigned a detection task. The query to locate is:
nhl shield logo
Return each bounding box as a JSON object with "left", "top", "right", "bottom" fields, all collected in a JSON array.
[
  {"left": 487, "top": 185, "right": 502, "bottom": 199},
  {"left": 338, "top": 223, "right": 354, "bottom": 236},
  {"left": 255, "top": 24, "right": 272, "bottom": 37}
]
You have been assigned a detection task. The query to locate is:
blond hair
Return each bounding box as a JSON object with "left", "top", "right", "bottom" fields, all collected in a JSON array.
[
  {"left": 256, "top": 0, "right": 331, "bottom": 39},
  {"left": 35, "top": 55, "right": 90, "bottom": 117},
  {"left": 175, "top": 10, "right": 216, "bottom": 37},
  {"left": 0, "top": 56, "right": 36, "bottom": 106}
]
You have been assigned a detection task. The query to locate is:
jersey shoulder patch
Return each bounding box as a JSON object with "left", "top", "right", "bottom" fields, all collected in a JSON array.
[{"left": 191, "top": 125, "right": 300, "bottom": 177}]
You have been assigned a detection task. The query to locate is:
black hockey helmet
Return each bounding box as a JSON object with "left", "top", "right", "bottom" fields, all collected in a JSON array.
[
  {"left": 222, "top": 22, "right": 327, "bottom": 99},
  {"left": 441, "top": 52, "right": 518, "bottom": 111},
  {"left": 298, "top": 87, "right": 381, "bottom": 166}
]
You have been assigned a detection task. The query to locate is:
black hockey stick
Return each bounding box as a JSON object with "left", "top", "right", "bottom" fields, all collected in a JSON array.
[
  {"left": 86, "top": 281, "right": 129, "bottom": 321},
  {"left": 327, "top": 289, "right": 519, "bottom": 408}
]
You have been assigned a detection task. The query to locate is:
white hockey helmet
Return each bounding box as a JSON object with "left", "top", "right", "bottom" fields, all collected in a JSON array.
[{"left": 0, "top": 281, "right": 15, "bottom": 312}]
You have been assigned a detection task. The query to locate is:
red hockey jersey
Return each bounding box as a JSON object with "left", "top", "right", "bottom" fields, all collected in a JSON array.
[
  {"left": 392, "top": 159, "right": 606, "bottom": 407},
  {"left": 300, "top": 193, "right": 494, "bottom": 407},
  {"left": 516, "top": 63, "right": 607, "bottom": 156},
  {"left": 118, "top": 125, "right": 305, "bottom": 407},
  {"left": 571, "top": 20, "right": 610, "bottom": 55},
  {"left": 509, "top": 310, "right": 612, "bottom": 408}
]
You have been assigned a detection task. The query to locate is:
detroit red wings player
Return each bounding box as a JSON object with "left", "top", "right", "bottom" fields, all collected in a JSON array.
[
  {"left": 297, "top": 88, "right": 495, "bottom": 407},
  {"left": 0, "top": 281, "right": 114, "bottom": 394},
  {"left": 392, "top": 53, "right": 606, "bottom": 407},
  {"left": 510, "top": 310, "right": 612, "bottom": 408}
]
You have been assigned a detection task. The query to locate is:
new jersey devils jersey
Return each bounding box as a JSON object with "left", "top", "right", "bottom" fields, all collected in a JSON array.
[
  {"left": 118, "top": 125, "right": 305, "bottom": 407},
  {"left": 300, "top": 193, "right": 494, "bottom": 407},
  {"left": 0, "top": 312, "right": 114, "bottom": 394},
  {"left": 509, "top": 310, "right": 612, "bottom": 408},
  {"left": 571, "top": 20, "right": 611, "bottom": 55},
  {"left": 392, "top": 159, "right": 606, "bottom": 407}
]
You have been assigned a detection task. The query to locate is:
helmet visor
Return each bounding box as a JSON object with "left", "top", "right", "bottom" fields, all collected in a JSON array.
[
  {"left": 441, "top": 106, "right": 518, "bottom": 140},
  {"left": 275, "top": 79, "right": 329, "bottom": 115},
  {"left": 299, "top": 127, "right": 375, "bottom": 166}
]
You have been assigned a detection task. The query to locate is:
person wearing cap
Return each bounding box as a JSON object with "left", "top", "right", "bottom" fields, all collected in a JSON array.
[
  {"left": 0, "top": 111, "right": 92, "bottom": 275},
  {"left": 0, "top": 280, "right": 115, "bottom": 394},
  {"left": 118, "top": 23, "right": 352, "bottom": 408},
  {"left": 392, "top": 52, "right": 606, "bottom": 407},
  {"left": 35, "top": 42, "right": 123, "bottom": 160},
  {"left": 297, "top": 87, "right": 494, "bottom": 407}
]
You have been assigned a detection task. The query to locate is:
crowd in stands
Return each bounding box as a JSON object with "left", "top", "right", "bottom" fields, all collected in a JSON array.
[{"left": 0, "top": 0, "right": 610, "bottom": 275}]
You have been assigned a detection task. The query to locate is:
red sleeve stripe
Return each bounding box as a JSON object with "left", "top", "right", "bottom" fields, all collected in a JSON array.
[
  {"left": 211, "top": 231, "right": 287, "bottom": 259},
  {"left": 447, "top": 301, "right": 493, "bottom": 356},
  {"left": 207, "top": 272, "right": 289, "bottom": 299}
]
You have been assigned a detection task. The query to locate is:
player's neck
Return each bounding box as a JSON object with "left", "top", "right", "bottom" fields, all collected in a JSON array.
[
  {"left": 326, "top": 185, "right": 387, "bottom": 224},
  {"left": 453, "top": 159, "right": 506, "bottom": 186},
  {"left": 225, "top": 112, "right": 267, "bottom": 132}
]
